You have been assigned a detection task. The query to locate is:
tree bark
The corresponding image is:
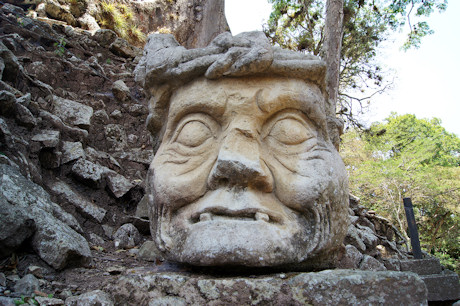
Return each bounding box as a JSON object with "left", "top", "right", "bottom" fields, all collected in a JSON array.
[{"left": 323, "top": 0, "right": 344, "bottom": 117}]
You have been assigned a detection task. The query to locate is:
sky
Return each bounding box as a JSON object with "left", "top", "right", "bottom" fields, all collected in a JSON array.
[{"left": 225, "top": 0, "right": 460, "bottom": 136}]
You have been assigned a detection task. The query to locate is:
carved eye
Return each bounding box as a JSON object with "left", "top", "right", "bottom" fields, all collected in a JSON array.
[
  {"left": 175, "top": 120, "right": 213, "bottom": 147},
  {"left": 268, "top": 118, "right": 314, "bottom": 145}
]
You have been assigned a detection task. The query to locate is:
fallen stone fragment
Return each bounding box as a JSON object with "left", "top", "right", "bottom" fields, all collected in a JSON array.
[
  {"left": 104, "top": 124, "right": 127, "bottom": 152},
  {"left": 0, "top": 164, "right": 91, "bottom": 270},
  {"left": 32, "top": 130, "right": 60, "bottom": 149},
  {"left": 48, "top": 179, "right": 107, "bottom": 223},
  {"left": 113, "top": 223, "right": 141, "bottom": 249},
  {"left": 112, "top": 80, "right": 130, "bottom": 103},
  {"left": 34, "top": 296, "right": 65, "bottom": 305},
  {"left": 65, "top": 290, "right": 114, "bottom": 306},
  {"left": 71, "top": 159, "right": 108, "bottom": 189},
  {"left": 337, "top": 244, "right": 363, "bottom": 269},
  {"left": 60, "top": 141, "right": 85, "bottom": 164},
  {"left": 106, "top": 269, "right": 427, "bottom": 305},
  {"left": 138, "top": 241, "right": 163, "bottom": 262},
  {"left": 13, "top": 274, "right": 39, "bottom": 296},
  {"left": 51, "top": 95, "right": 93, "bottom": 130},
  {"left": 92, "top": 109, "right": 109, "bottom": 124},
  {"left": 106, "top": 172, "right": 134, "bottom": 198},
  {"left": 39, "top": 110, "right": 88, "bottom": 141},
  {"left": 359, "top": 255, "right": 387, "bottom": 271}
]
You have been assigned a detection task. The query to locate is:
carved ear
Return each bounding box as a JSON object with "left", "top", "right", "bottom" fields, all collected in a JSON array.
[{"left": 326, "top": 116, "right": 344, "bottom": 151}]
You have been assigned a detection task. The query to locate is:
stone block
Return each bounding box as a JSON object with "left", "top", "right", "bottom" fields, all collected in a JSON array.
[
  {"left": 105, "top": 270, "right": 428, "bottom": 305},
  {"left": 61, "top": 141, "right": 85, "bottom": 164},
  {"left": 51, "top": 95, "right": 93, "bottom": 130},
  {"left": 421, "top": 271, "right": 460, "bottom": 301},
  {"left": 31, "top": 130, "right": 60, "bottom": 151},
  {"left": 106, "top": 172, "right": 134, "bottom": 198},
  {"left": 71, "top": 159, "right": 108, "bottom": 189},
  {"left": 400, "top": 258, "right": 442, "bottom": 275}
]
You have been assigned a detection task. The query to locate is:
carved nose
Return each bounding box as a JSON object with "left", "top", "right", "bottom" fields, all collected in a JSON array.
[{"left": 208, "top": 129, "right": 273, "bottom": 192}]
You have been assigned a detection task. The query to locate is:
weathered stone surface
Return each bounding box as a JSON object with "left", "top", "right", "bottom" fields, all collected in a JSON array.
[
  {"left": 113, "top": 223, "right": 141, "bottom": 249},
  {"left": 71, "top": 159, "right": 108, "bottom": 189},
  {"left": 61, "top": 141, "right": 85, "bottom": 164},
  {"left": 93, "top": 29, "right": 117, "bottom": 48},
  {"left": 112, "top": 150, "right": 153, "bottom": 165},
  {"left": 359, "top": 255, "right": 387, "bottom": 271},
  {"left": 112, "top": 80, "right": 130, "bottom": 103},
  {"left": 106, "top": 172, "right": 134, "bottom": 198},
  {"left": 345, "top": 224, "right": 366, "bottom": 252},
  {"left": 13, "top": 274, "right": 39, "bottom": 296},
  {"left": 65, "top": 290, "right": 114, "bottom": 306},
  {"left": 48, "top": 179, "right": 106, "bottom": 223},
  {"left": 138, "top": 32, "right": 348, "bottom": 268},
  {"left": 31, "top": 130, "right": 60, "bottom": 150},
  {"left": 78, "top": 13, "right": 100, "bottom": 34},
  {"left": 337, "top": 245, "right": 363, "bottom": 269},
  {"left": 106, "top": 270, "right": 427, "bottom": 305},
  {"left": 421, "top": 270, "right": 460, "bottom": 301},
  {"left": 51, "top": 95, "right": 93, "bottom": 130},
  {"left": 92, "top": 109, "right": 109, "bottom": 124},
  {"left": 0, "top": 164, "right": 91, "bottom": 269},
  {"left": 400, "top": 258, "right": 442, "bottom": 275},
  {"left": 138, "top": 241, "right": 162, "bottom": 262},
  {"left": 110, "top": 38, "right": 140, "bottom": 58},
  {"left": 34, "top": 296, "right": 65, "bottom": 305},
  {"left": 44, "top": 0, "right": 77, "bottom": 26},
  {"left": 104, "top": 124, "right": 127, "bottom": 152}
]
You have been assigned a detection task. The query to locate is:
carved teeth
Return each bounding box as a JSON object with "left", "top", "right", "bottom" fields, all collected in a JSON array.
[
  {"left": 200, "top": 213, "right": 212, "bottom": 222},
  {"left": 255, "top": 212, "right": 269, "bottom": 222}
]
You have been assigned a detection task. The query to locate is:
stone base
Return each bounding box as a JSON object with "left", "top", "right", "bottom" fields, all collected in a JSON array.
[{"left": 105, "top": 269, "right": 428, "bottom": 305}]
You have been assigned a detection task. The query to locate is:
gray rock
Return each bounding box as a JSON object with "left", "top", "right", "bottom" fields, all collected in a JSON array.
[
  {"left": 0, "top": 164, "right": 91, "bottom": 269},
  {"left": 106, "top": 270, "right": 427, "bottom": 305},
  {"left": 400, "top": 257, "right": 442, "bottom": 275},
  {"left": 149, "top": 297, "right": 186, "bottom": 306},
  {"left": 78, "top": 13, "right": 100, "bottom": 33},
  {"left": 135, "top": 195, "right": 149, "bottom": 219},
  {"left": 345, "top": 224, "right": 366, "bottom": 252},
  {"left": 359, "top": 255, "right": 387, "bottom": 271},
  {"left": 93, "top": 29, "right": 117, "bottom": 48},
  {"left": 31, "top": 130, "right": 61, "bottom": 152},
  {"left": 138, "top": 241, "right": 163, "bottom": 262},
  {"left": 0, "top": 42, "right": 20, "bottom": 82},
  {"left": 14, "top": 102, "right": 36, "bottom": 129},
  {"left": 337, "top": 244, "right": 363, "bottom": 269},
  {"left": 112, "top": 80, "right": 130, "bottom": 103},
  {"left": 13, "top": 274, "right": 39, "bottom": 296},
  {"left": 51, "top": 96, "right": 93, "bottom": 130},
  {"left": 102, "top": 225, "right": 114, "bottom": 239},
  {"left": 356, "top": 223, "right": 379, "bottom": 248},
  {"left": 106, "top": 172, "right": 134, "bottom": 198},
  {"left": 127, "top": 104, "right": 147, "bottom": 116},
  {"left": 383, "top": 258, "right": 401, "bottom": 271},
  {"left": 44, "top": 0, "right": 77, "bottom": 26},
  {"left": 0, "top": 90, "right": 16, "bottom": 116},
  {"left": 48, "top": 179, "right": 107, "bottom": 223},
  {"left": 92, "top": 110, "right": 109, "bottom": 124},
  {"left": 0, "top": 272, "right": 6, "bottom": 287},
  {"left": 113, "top": 223, "right": 141, "bottom": 249},
  {"left": 109, "top": 110, "right": 122, "bottom": 119},
  {"left": 104, "top": 124, "right": 127, "bottom": 152},
  {"left": 39, "top": 110, "right": 88, "bottom": 142},
  {"left": 421, "top": 270, "right": 460, "bottom": 302},
  {"left": 34, "top": 296, "right": 65, "bottom": 305},
  {"left": 110, "top": 38, "right": 141, "bottom": 58},
  {"left": 0, "top": 296, "right": 14, "bottom": 306},
  {"left": 89, "top": 233, "right": 105, "bottom": 246},
  {"left": 112, "top": 149, "right": 154, "bottom": 166},
  {"left": 61, "top": 141, "right": 85, "bottom": 164},
  {"left": 65, "top": 290, "right": 114, "bottom": 306},
  {"left": 71, "top": 159, "right": 108, "bottom": 189}
]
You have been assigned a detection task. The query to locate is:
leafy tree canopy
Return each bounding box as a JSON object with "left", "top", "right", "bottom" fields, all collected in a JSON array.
[
  {"left": 341, "top": 113, "right": 459, "bottom": 271},
  {"left": 264, "top": 0, "right": 447, "bottom": 127}
]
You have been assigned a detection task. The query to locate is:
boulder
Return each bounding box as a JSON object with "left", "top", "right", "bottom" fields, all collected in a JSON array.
[
  {"left": 51, "top": 95, "right": 93, "bottom": 130},
  {"left": 65, "top": 290, "right": 114, "bottom": 306},
  {"left": 0, "top": 164, "right": 91, "bottom": 269},
  {"left": 48, "top": 179, "right": 107, "bottom": 223},
  {"left": 113, "top": 223, "right": 141, "bottom": 249}
]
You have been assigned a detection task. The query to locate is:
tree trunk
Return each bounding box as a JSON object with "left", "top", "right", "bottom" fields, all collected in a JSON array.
[{"left": 323, "top": 0, "right": 344, "bottom": 117}]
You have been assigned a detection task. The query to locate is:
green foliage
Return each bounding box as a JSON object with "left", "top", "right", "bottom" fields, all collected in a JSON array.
[
  {"left": 98, "top": 1, "right": 146, "bottom": 46},
  {"left": 264, "top": 0, "right": 447, "bottom": 127},
  {"left": 53, "top": 38, "right": 66, "bottom": 57},
  {"left": 341, "top": 114, "right": 460, "bottom": 272},
  {"left": 14, "top": 295, "right": 38, "bottom": 305}
]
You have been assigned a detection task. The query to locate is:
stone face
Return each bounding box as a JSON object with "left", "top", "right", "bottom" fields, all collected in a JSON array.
[
  {"left": 65, "top": 290, "right": 114, "bottom": 306},
  {"left": 106, "top": 270, "right": 427, "bottom": 305},
  {"left": 51, "top": 95, "right": 93, "bottom": 130},
  {"left": 138, "top": 32, "right": 349, "bottom": 269},
  {"left": 0, "top": 164, "right": 91, "bottom": 269}
]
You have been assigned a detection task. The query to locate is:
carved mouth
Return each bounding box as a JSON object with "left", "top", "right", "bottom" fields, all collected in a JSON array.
[{"left": 191, "top": 210, "right": 278, "bottom": 224}]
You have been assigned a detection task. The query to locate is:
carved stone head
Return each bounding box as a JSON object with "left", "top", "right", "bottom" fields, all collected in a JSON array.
[{"left": 135, "top": 32, "right": 349, "bottom": 269}]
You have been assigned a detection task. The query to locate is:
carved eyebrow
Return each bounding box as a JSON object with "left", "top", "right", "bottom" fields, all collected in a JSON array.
[{"left": 257, "top": 87, "right": 327, "bottom": 128}]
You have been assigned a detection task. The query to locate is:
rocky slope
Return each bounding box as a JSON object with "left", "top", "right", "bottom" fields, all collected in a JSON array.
[{"left": 0, "top": 3, "right": 456, "bottom": 305}]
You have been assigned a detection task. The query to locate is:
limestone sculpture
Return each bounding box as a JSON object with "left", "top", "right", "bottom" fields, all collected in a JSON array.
[{"left": 134, "top": 31, "right": 349, "bottom": 269}]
